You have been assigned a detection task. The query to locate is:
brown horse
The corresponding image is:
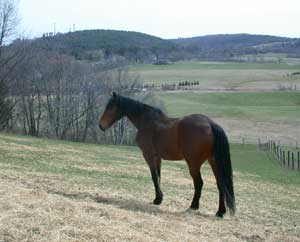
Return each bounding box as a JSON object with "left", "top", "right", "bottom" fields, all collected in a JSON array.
[{"left": 99, "top": 92, "right": 235, "bottom": 217}]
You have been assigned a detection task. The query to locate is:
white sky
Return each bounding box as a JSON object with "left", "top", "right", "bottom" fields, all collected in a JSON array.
[{"left": 18, "top": 0, "right": 300, "bottom": 39}]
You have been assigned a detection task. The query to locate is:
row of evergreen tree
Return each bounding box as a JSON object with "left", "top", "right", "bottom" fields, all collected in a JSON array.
[
  {"left": 129, "top": 81, "right": 201, "bottom": 91},
  {"left": 178, "top": 80, "right": 200, "bottom": 86}
]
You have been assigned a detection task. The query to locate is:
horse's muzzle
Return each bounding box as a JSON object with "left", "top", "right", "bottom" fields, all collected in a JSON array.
[{"left": 99, "top": 124, "right": 105, "bottom": 132}]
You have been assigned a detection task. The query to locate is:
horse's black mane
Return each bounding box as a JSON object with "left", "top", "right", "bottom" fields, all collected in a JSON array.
[{"left": 109, "top": 94, "right": 165, "bottom": 118}]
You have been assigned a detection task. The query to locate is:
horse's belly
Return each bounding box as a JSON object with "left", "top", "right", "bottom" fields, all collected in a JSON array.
[{"left": 161, "top": 152, "right": 183, "bottom": 160}]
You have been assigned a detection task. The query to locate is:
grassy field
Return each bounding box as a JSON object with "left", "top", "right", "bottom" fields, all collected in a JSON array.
[
  {"left": 155, "top": 91, "right": 300, "bottom": 145},
  {"left": 1, "top": 60, "right": 299, "bottom": 241},
  {"left": 157, "top": 91, "right": 300, "bottom": 120},
  {"left": 129, "top": 61, "right": 300, "bottom": 90},
  {"left": 130, "top": 60, "right": 300, "bottom": 146},
  {"left": 0, "top": 133, "right": 300, "bottom": 242}
]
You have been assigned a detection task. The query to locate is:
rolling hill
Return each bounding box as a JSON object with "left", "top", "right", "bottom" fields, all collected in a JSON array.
[
  {"left": 29, "top": 30, "right": 300, "bottom": 62},
  {"left": 171, "top": 34, "right": 290, "bottom": 48},
  {"left": 35, "top": 29, "right": 178, "bottom": 62},
  {"left": 170, "top": 34, "right": 300, "bottom": 59}
]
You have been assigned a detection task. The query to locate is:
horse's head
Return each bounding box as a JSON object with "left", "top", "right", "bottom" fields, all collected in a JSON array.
[{"left": 99, "top": 92, "right": 123, "bottom": 131}]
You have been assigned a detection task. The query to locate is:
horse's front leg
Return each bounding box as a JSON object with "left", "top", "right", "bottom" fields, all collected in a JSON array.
[
  {"left": 144, "top": 153, "right": 163, "bottom": 205},
  {"left": 150, "top": 160, "right": 163, "bottom": 205}
]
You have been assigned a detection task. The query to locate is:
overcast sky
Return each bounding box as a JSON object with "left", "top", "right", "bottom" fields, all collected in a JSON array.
[{"left": 19, "top": 0, "right": 300, "bottom": 39}]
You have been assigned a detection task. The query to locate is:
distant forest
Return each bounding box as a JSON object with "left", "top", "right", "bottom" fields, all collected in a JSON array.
[
  {"left": 34, "top": 30, "right": 179, "bottom": 63},
  {"left": 14, "top": 30, "right": 300, "bottom": 63},
  {"left": 172, "top": 34, "right": 300, "bottom": 60}
]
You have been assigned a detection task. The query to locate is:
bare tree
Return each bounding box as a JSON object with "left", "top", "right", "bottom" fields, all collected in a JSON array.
[
  {"left": 0, "top": 0, "right": 18, "bottom": 54},
  {"left": 5, "top": 42, "right": 162, "bottom": 145},
  {"left": 0, "top": 0, "right": 19, "bottom": 130},
  {"left": 12, "top": 48, "right": 104, "bottom": 141},
  {"left": 0, "top": 1, "right": 164, "bottom": 143}
]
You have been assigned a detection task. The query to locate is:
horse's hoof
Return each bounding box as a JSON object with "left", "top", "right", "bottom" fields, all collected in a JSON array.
[
  {"left": 215, "top": 211, "right": 225, "bottom": 218},
  {"left": 153, "top": 196, "right": 163, "bottom": 205},
  {"left": 190, "top": 204, "right": 199, "bottom": 210}
]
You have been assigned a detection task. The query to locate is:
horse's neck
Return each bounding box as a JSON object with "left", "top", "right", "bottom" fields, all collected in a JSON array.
[
  {"left": 126, "top": 113, "right": 142, "bottom": 129},
  {"left": 126, "top": 108, "right": 166, "bottom": 130}
]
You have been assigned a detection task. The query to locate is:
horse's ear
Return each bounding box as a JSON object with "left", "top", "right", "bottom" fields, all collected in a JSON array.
[{"left": 112, "top": 92, "right": 117, "bottom": 98}]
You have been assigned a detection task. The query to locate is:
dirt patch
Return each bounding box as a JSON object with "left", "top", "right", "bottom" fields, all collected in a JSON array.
[
  {"left": 0, "top": 142, "right": 45, "bottom": 153},
  {"left": 167, "top": 177, "right": 192, "bottom": 186}
]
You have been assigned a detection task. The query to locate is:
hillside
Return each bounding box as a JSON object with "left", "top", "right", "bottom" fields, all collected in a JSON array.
[
  {"left": 35, "top": 29, "right": 178, "bottom": 62},
  {"left": 171, "top": 34, "right": 290, "bottom": 48},
  {"left": 0, "top": 133, "right": 299, "bottom": 241},
  {"left": 29, "top": 31, "right": 300, "bottom": 62},
  {"left": 170, "top": 34, "right": 300, "bottom": 59}
]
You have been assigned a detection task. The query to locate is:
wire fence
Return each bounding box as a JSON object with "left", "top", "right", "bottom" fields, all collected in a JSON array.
[
  {"left": 229, "top": 135, "right": 299, "bottom": 148},
  {"left": 258, "top": 140, "right": 300, "bottom": 171}
]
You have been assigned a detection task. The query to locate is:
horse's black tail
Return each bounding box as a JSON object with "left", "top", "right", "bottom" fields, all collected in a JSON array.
[{"left": 211, "top": 122, "right": 235, "bottom": 214}]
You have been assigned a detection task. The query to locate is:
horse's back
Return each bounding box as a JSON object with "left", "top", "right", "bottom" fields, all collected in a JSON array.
[{"left": 179, "top": 114, "right": 212, "bottom": 136}]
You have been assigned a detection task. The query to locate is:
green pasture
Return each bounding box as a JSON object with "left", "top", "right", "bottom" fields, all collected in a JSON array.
[
  {"left": 1, "top": 133, "right": 299, "bottom": 241},
  {"left": 1, "top": 60, "right": 300, "bottom": 241},
  {"left": 0, "top": 133, "right": 299, "bottom": 188},
  {"left": 131, "top": 61, "right": 300, "bottom": 71},
  {"left": 157, "top": 91, "right": 300, "bottom": 123},
  {"left": 129, "top": 61, "right": 300, "bottom": 89}
]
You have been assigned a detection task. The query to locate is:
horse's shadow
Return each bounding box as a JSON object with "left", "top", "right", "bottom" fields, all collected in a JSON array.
[
  {"left": 50, "top": 190, "right": 160, "bottom": 214},
  {"left": 50, "top": 189, "right": 214, "bottom": 218},
  {"left": 94, "top": 194, "right": 161, "bottom": 214},
  {"left": 95, "top": 195, "right": 214, "bottom": 219}
]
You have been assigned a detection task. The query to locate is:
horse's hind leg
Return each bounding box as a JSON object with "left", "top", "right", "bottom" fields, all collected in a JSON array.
[
  {"left": 191, "top": 172, "right": 203, "bottom": 210},
  {"left": 208, "top": 158, "right": 226, "bottom": 217},
  {"left": 186, "top": 160, "right": 203, "bottom": 210}
]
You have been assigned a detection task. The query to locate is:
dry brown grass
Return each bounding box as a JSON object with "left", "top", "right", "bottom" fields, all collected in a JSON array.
[
  {"left": 215, "top": 118, "right": 300, "bottom": 145},
  {"left": 0, "top": 134, "right": 300, "bottom": 242}
]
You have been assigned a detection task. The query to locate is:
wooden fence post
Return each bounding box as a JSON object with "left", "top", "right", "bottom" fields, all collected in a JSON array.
[
  {"left": 283, "top": 150, "right": 285, "bottom": 165},
  {"left": 292, "top": 152, "right": 295, "bottom": 170},
  {"left": 271, "top": 141, "right": 273, "bottom": 152},
  {"left": 278, "top": 148, "right": 281, "bottom": 163},
  {"left": 288, "top": 151, "right": 290, "bottom": 168},
  {"left": 298, "top": 151, "right": 300, "bottom": 171}
]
